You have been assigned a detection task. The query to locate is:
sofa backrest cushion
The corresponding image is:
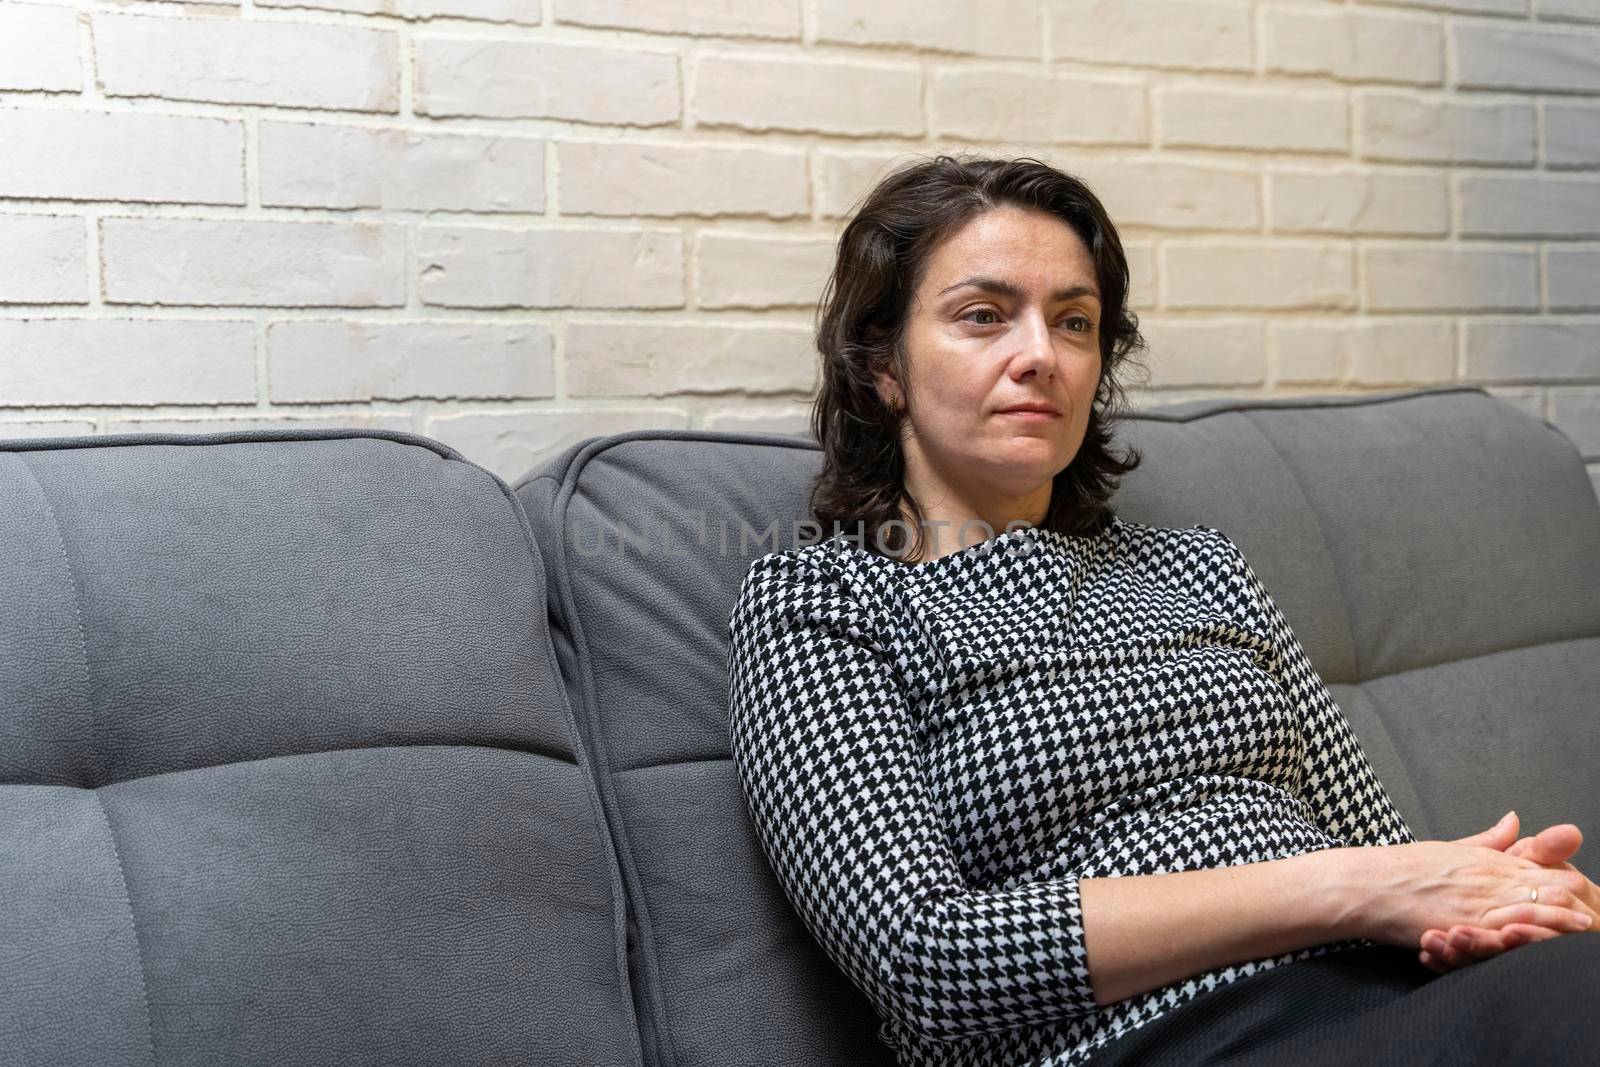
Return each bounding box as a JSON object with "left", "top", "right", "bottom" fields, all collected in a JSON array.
[
  {"left": 514, "top": 384, "right": 1600, "bottom": 1066},
  {"left": 0, "top": 428, "right": 639, "bottom": 1067}
]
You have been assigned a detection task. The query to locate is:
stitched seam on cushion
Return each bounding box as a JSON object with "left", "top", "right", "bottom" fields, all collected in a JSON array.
[
  {"left": 16, "top": 452, "right": 155, "bottom": 1063},
  {"left": 15, "top": 454, "right": 97, "bottom": 790},
  {"left": 92, "top": 791, "right": 158, "bottom": 1067},
  {"left": 0, "top": 426, "right": 470, "bottom": 462},
  {"left": 1125, "top": 383, "right": 1486, "bottom": 425},
  {"left": 338, "top": 433, "right": 647, "bottom": 1066},
  {"left": 89, "top": 741, "right": 578, "bottom": 789},
  {"left": 491, "top": 470, "right": 647, "bottom": 1067},
  {"left": 547, "top": 436, "right": 680, "bottom": 1067}
]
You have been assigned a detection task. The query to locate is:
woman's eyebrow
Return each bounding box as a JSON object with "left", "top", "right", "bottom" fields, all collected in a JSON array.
[{"left": 936, "top": 275, "right": 1101, "bottom": 303}]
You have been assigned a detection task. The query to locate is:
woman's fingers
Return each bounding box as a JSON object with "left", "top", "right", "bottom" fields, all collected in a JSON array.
[
  {"left": 1488, "top": 896, "right": 1595, "bottom": 933},
  {"left": 1419, "top": 919, "right": 1577, "bottom": 972},
  {"left": 1420, "top": 927, "right": 1498, "bottom": 969},
  {"left": 1447, "top": 926, "right": 1504, "bottom": 962},
  {"left": 1500, "top": 923, "right": 1563, "bottom": 945}
]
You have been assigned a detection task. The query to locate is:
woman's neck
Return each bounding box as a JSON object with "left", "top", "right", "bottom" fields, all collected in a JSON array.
[{"left": 893, "top": 495, "right": 1049, "bottom": 565}]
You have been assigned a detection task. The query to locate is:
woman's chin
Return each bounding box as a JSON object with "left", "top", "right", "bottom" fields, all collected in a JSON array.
[{"left": 989, "top": 434, "right": 1075, "bottom": 467}]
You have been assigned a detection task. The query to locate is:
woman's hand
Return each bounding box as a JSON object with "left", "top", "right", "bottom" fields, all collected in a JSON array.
[
  {"left": 1416, "top": 812, "right": 1599, "bottom": 974},
  {"left": 1353, "top": 817, "right": 1595, "bottom": 963}
]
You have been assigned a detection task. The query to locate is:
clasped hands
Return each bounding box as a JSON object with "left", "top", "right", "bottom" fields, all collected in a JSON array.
[{"left": 1417, "top": 811, "right": 1598, "bottom": 974}]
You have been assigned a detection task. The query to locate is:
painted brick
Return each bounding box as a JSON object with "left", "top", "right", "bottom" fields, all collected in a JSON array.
[
  {"left": 1158, "top": 86, "right": 1348, "bottom": 153},
  {"left": 1048, "top": 0, "right": 1252, "bottom": 71},
  {"left": 1357, "top": 92, "right": 1535, "bottom": 165},
  {"left": 1464, "top": 320, "right": 1600, "bottom": 380},
  {"left": 1271, "top": 169, "right": 1448, "bottom": 235},
  {"left": 268, "top": 320, "right": 555, "bottom": 401},
  {"left": 1264, "top": 6, "right": 1443, "bottom": 84},
  {"left": 1163, "top": 241, "right": 1357, "bottom": 309},
  {"left": 1344, "top": 319, "right": 1458, "bottom": 384},
  {"left": 1550, "top": 386, "right": 1600, "bottom": 457},
  {"left": 1548, "top": 247, "right": 1600, "bottom": 310},
  {"left": 1124, "top": 239, "right": 1158, "bottom": 310},
  {"left": 101, "top": 217, "right": 406, "bottom": 307},
  {"left": 105, "top": 413, "right": 417, "bottom": 434},
  {"left": 1363, "top": 246, "right": 1540, "bottom": 311},
  {"left": 1349, "top": 0, "right": 1525, "bottom": 13},
  {"left": 0, "top": 108, "right": 244, "bottom": 205},
  {"left": 257, "top": 0, "right": 540, "bottom": 23},
  {"left": 1137, "top": 318, "right": 1268, "bottom": 387},
  {"left": 566, "top": 320, "right": 816, "bottom": 395},
  {"left": 0, "top": 2, "right": 80, "bottom": 92},
  {"left": 1537, "top": 0, "right": 1600, "bottom": 21},
  {"left": 0, "top": 215, "right": 86, "bottom": 304},
  {"left": 416, "top": 226, "right": 684, "bottom": 309},
  {"left": 934, "top": 69, "right": 1145, "bottom": 143},
  {"left": 1454, "top": 22, "right": 1600, "bottom": 93},
  {"left": 558, "top": 142, "right": 807, "bottom": 218},
  {"left": 93, "top": 12, "right": 398, "bottom": 112},
  {"left": 695, "top": 54, "right": 923, "bottom": 136},
  {"left": 1458, "top": 174, "right": 1600, "bottom": 238},
  {"left": 0, "top": 318, "right": 255, "bottom": 404},
  {"left": 695, "top": 233, "right": 835, "bottom": 309},
  {"left": 1071, "top": 157, "right": 1260, "bottom": 231},
  {"left": 1269, "top": 321, "right": 1346, "bottom": 384},
  {"left": 701, "top": 405, "right": 813, "bottom": 434},
  {"left": 816, "top": 150, "right": 906, "bottom": 218},
  {"left": 415, "top": 37, "right": 679, "bottom": 125},
  {"left": 1545, "top": 102, "right": 1600, "bottom": 166},
  {"left": 817, "top": 0, "right": 1041, "bottom": 58},
  {"left": 0, "top": 420, "right": 97, "bottom": 441},
  {"left": 552, "top": 0, "right": 797, "bottom": 38},
  {"left": 260, "top": 122, "right": 544, "bottom": 212}
]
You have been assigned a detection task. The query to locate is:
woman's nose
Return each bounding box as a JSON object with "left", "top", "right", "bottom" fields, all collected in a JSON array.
[{"left": 1012, "top": 314, "right": 1056, "bottom": 375}]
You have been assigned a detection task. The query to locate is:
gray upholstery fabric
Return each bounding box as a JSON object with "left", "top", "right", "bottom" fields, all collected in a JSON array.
[
  {"left": 512, "top": 383, "right": 1600, "bottom": 1067},
  {"left": 5, "top": 387, "right": 1593, "bottom": 1067},
  {"left": 0, "top": 428, "right": 639, "bottom": 1067}
]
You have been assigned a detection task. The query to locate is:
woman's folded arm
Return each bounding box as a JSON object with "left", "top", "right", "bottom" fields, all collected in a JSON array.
[
  {"left": 726, "top": 550, "right": 1100, "bottom": 1040},
  {"left": 1077, "top": 845, "right": 1372, "bottom": 1006}
]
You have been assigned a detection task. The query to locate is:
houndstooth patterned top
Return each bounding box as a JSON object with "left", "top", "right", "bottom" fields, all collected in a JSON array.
[{"left": 725, "top": 516, "right": 1418, "bottom": 1066}]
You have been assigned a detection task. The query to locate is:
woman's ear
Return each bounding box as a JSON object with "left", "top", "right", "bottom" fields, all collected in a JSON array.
[{"left": 872, "top": 371, "right": 901, "bottom": 410}]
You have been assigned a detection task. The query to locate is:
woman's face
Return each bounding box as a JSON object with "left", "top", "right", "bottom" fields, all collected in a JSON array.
[{"left": 879, "top": 205, "right": 1104, "bottom": 512}]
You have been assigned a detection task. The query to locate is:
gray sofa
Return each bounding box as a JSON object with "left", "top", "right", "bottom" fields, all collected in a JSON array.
[{"left": 3, "top": 383, "right": 1597, "bottom": 1066}]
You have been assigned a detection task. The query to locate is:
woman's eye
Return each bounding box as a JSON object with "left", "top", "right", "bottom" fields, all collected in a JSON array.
[{"left": 961, "top": 308, "right": 1094, "bottom": 333}]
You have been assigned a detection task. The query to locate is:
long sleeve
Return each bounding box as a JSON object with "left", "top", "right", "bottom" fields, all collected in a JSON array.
[
  {"left": 725, "top": 550, "right": 1101, "bottom": 1042},
  {"left": 1210, "top": 531, "right": 1417, "bottom": 850}
]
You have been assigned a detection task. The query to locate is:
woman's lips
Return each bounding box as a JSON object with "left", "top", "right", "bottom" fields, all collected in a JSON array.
[{"left": 997, "top": 409, "right": 1059, "bottom": 420}]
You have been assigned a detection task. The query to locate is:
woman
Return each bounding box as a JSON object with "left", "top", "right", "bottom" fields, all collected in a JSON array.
[{"left": 724, "top": 153, "right": 1600, "bottom": 1065}]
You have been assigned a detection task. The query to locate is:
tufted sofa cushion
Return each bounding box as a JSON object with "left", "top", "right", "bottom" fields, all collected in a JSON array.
[
  {"left": 0, "top": 428, "right": 639, "bottom": 1067},
  {"left": 513, "top": 384, "right": 1600, "bottom": 1067}
]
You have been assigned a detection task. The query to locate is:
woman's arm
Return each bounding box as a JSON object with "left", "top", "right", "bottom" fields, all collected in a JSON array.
[
  {"left": 727, "top": 551, "right": 1102, "bottom": 1040},
  {"left": 1079, "top": 845, "right": 1367, "bottom": 1005}
]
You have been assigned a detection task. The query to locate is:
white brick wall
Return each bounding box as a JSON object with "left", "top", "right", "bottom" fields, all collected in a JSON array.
[{"left": 0, "top": 0, "right": 1595, "bottom": 495}]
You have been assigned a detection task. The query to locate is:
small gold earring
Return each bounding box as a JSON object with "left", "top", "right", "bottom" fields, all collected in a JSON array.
[{"left": 888, "top": 392, "right": 899, "bottom": 411}]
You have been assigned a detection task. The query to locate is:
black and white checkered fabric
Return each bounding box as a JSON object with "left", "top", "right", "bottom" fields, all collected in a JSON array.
[{"left": 725, "top": 517, "right": 1417, "bottom": 1065}]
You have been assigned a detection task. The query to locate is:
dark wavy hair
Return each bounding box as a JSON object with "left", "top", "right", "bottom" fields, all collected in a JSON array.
[{"left": 805, "top": 152, "right": 1148, "bottom": 562}]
